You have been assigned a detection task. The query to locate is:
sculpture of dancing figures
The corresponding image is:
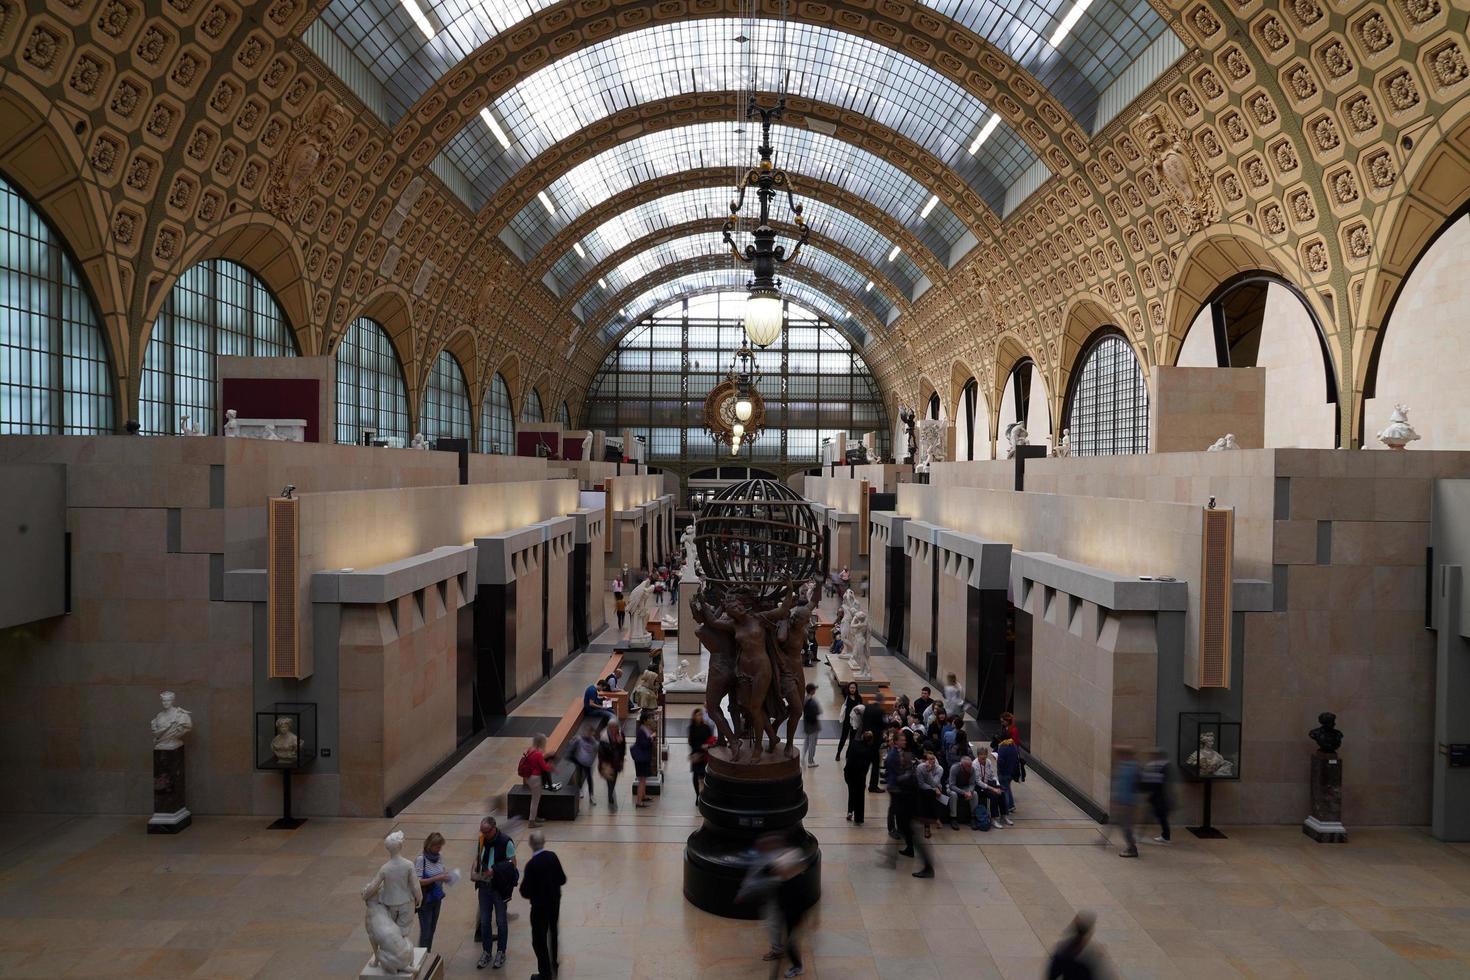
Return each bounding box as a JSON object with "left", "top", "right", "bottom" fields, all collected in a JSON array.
[
  {"left": 361, "top": 830, "right": 422, "bottom": 975},
  {"left": 772, "top": 591, "right": 816, "bottom": 753},
  {"left": 690, "top": 593, "right": 740, "bottom": 752},
  {"left": 1186, "top": 731, "right": 1235, "bottom": 777},
  {"left": 622, "top": 578, "right": 653, "bottom": 644},
  {"left": 696, "top": 596, "right": 781, "bottom": 757},
  {"left": 846, "top": 609, "right": 872, "bottom": 679},
  {"left": 150, "top": 691, "right": 192, "bottom": 749},
  {"left": 1377, "top": 404, "right": 1421, "bottom": 450}
]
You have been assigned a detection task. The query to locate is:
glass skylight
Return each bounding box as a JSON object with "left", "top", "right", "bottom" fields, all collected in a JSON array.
[
  {"left": 312, "top": 0, "right": 1172, "bottom": 134},
  {"left": 543, "top": 187, "right": 924, "bottom": 298},
  {"left": 594, "top": 270, "right": 870, "bottom": 348},
  {"left": 570, "top": 233, "right": 894, "bottom": 325},
  {"left": 442, "top": 20, "right": 1036, "bottom": 215},
  {"left": 505, "top": 122, "right": 966, "bottom": 261}
]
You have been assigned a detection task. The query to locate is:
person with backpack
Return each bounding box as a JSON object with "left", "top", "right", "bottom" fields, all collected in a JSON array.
[
  {"left": 471, "top": 816, "right": 517, "bottom": 970},
  {"left": 518, "top": 734, "right": 558, "bottom": 828},
  {"left": 413, "top": 831, "right": 452, "bottom": 951},
  {"left": 631, "top": 711, "right": 657, "bottom": 807},
  {"left": 801, "top": 683, "right": 822, "bottom": 768},
  {"left": 569, "top": 724, "right": 600, "bottom": 809},
  {"left": 598, "top": 722, "right": 627, "bottom": 812}
]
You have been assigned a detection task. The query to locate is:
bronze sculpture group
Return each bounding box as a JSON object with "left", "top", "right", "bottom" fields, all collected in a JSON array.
[{"left": 689, "top": 580, "right": 819, "bottom": 760}]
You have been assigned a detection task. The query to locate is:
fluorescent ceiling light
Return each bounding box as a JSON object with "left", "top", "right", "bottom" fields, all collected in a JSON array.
[
  {"left": 1049, "top": 0, "right": 1096, "bottom": 47},
  {"left": 573, "top": 243, "right": 586, "bottom": 258},
  {"left": 887, "top": 245, "right": 901, "bottom": 262},
  {"left": 399, "top": 0, "right": 435, "bottom": 40},
  {"left": 864, "top": 280, "right": 874, "bottom": 292},
  {"left": 598, "top": 278, "right": 607, "bottom": 289},
  {"left": 968, "top": 114, "right": 1001, "bottom": 155},
  {"left": 479, "top": 108, "right": 511, "bottom": 150},
  {"left": 537, "top": 191, "right": 555, "bottom": 215},
  {"left": 920, "top": 194, "right": 939, "bottom": 219}
]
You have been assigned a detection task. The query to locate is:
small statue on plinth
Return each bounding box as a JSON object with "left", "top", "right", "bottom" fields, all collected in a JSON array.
[
  {"left": 148, "top": 691, "right": 193, "bottom": 834},
  {"left": 1304, "top": 711, "right": 1347, "bottom": 843},
  {"left": 223, "top": 408, "right": 239, "bottom": 437},
  {"left": 361, "top": 830, "right": 422, "bottom": 976},
  {"left": 1376, "top": 404, "right": 1421, "bottom": 450},
  {"left": 271, "top": 715, "right": 301, "bottom": 767}
]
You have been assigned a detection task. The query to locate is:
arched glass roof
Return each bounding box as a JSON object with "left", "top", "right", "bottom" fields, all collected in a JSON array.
[
  {"left": 570, "top": 233, "right": 894, "bottom": 324},
  {"left": 507, "top": 122, "right": 965, "bottom": 260},
  {"left": 544, "top": 187, "right": 924, "bottom": 298},
  {"left": 310, "top": 0, "right": 1173, "bottom": 133},
  {"left": 440, "top": 20, "right": 1036, "bottom": 215},
  {"left": 593, "top": 269, "right": 871, "bottom": 348}
]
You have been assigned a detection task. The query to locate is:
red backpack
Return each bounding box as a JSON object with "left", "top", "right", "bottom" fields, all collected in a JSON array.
[{"left": 517, "top": 750, "right": 535, "bottom": 778}]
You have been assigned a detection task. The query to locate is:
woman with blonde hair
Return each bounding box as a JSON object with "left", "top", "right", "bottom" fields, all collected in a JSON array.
[{"left": 413, "top": 831, "right": 452, "bottom": 950}]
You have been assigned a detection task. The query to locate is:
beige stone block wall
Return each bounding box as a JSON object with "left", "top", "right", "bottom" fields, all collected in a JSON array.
[
  {"left": 514, "top": 551, "right": 546, "bottom": 699},
  {"left": 587, "top": 515, "right": 607, "bottom": 635},
  {"left": 546, "top": 544, "right": 571, "bottom": 668},
  {"left": 1148, "top": 366, "right": 1265, "bottom": 454},
  {"left": 935, "top": 563, "right": 967, "bottom": 685},
  {"left": 926, "top": 460, "right": 1016, "bottom": 490},
  {"left": 868, "top": 524, "right": 890, "bottom": 640},
  {"left": 466, "top": 453, "right": 552, "bottom": 484},
  {"left": 906, "top": 538, "right": 934, "bottom": 664},
  {"left": 381, "top": 577, "right": 460, "bottom": 810}
]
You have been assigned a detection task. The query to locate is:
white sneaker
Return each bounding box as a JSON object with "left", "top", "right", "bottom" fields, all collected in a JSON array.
[
  {"left": 992, "top": 820, "right": 1004, "bottom": 830},
  {"left": 1153, "top": 835, "right": 1171, "bottom": 844},
  {"left": 1003, "top": 817, "right": 1015, "bottom": 826}
]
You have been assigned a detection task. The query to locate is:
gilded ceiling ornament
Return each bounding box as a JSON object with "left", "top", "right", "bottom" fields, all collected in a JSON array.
[
  {"left": 1132, "top": 109, "right": 1220, "bottom": 234},
  {"left": 266, "top": 99, "right": 348, "bottom": 221}
]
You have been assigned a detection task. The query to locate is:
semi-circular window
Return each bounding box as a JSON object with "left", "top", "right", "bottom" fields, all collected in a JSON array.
[
  {"left": 334, "top": 317, "right": 409, "bottom": 445},
  {"left": 420, "top": 349, "right": 471, "bottom": 442},
  {"left": 1064, "top": 331, "right": 1149, "bottom": 456},
  {"left": 480, "top": 372, "right": 514, "bottom": 453}
]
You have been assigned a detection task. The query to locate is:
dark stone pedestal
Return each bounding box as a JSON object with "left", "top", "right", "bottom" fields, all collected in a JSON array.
[
  {"left": 148, "top": 746, "right": 191, "bottom": 834},
  {"left": 1303, "top": 751, "right": 1347, "bottom": 843},
  {"left": 683, "top": 746, "right": 820, "bottom": 919}
]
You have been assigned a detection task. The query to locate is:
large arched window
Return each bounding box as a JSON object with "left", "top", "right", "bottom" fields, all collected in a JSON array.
[
  {"left": 926, "top": 392, "right": 941, "bottom": 420},
  {"left": 1063, "top": 331, "right": 1149, "bottom": 456},
  {"left": 141, "top": 259, "right": 296, "bottom": 434},
  {"left": 334, "top": 317, "right": 409, "bottom": 445},
  {"left": 480, "top": 372, "right": 514, "bottom": 454},
  {"left": 556, "top": 401, "right": 570, "bottom": 428},
  {"left": 420, "top": 349, "right": 471, "bottom": 442},
  {"left": 1, "top": 174, "right": 116, "bottom": 434},
  {"left": 522, "top": 387, "right": 544, "bottom": 423},
  {"left": 998, "top": 358, "right": 1052, "bottom": 451},
  {"left": 956, "top": 378, "right": 989, "bottom": 460}
]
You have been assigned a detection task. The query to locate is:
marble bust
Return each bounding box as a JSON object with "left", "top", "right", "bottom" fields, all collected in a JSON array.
[
  {"left": 271, "top": 716, "right": 300, "bottom": 766},
  {"left": 223, "top": 409, "right": 239, "bottom": 436},
  {"left": 1186, "top": 731, "right": 1234, "bottom": 777},
  {"left": 361, "top": 830, "right": 421, "bottom": 974},
  {"left": 411, "top": 432, "right": 428, "bottom": 450},
  {"left": 1309, "top": 712, "right": 1343, "bottom": 753},
  {"left": 1377, "top": 403, "right": 1421, "bottom": 450},
  {"left": 149, "top": 691, "right": 193, "bottom": 750}
]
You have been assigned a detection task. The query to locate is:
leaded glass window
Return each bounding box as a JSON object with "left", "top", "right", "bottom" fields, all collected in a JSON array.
[
  {"left": 141, "top": 259, "right": 296, "bottom": 435},
  {"left": 420, "top": 349, "right": 471, "bottom": 442},
  {"left": 0, "top": 175, "right": 115, "bottom": 434},
  {"left": 334, "top": 317, "right": 409, "bottom": 445},
  {"left": 556, "top": 401, "right": 570, "bottom": 428},
  {"left": 479, "top": 371, "right": 514, "bottom": 453},
  {"left": 1065, "top": 332, "right": 1148, "bottom": 456},
  {"left": 522, "top": 387, "right": 543, "bottom": 423}
]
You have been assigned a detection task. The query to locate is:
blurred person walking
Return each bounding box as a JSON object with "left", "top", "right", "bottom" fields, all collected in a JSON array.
[
  {"left": 1140, "top": 746, "right": 1173, "bottom": 844},
  {"left": 1112, "top": 745, "right": 1140, "bottom": 857}
]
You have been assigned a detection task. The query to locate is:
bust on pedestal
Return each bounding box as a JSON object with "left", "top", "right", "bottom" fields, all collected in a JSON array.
[
  {"left": 1303, "top": 712, "right": 1347, "bottom": 843},
  {"left": 148, "top": 691, "right": 193, "bottom": 834}
]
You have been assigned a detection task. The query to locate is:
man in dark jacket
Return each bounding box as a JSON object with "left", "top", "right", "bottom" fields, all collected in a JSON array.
[
  {"left": 472, "top": 816, "right": 516, "bottom": 970},
  {"left": 518, "top": 830, "right": 566, "bottom": 980},
  {"left": 862, "top": 703, "right": 887, "bottom": 792}
]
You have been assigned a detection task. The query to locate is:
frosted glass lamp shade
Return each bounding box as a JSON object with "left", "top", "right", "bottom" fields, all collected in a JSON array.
[
  {"left": 732, "top": 423, "right": 745, "bottom": 438},
  {"left": 735, "top": 397, "right": 753, "bottom": 422},
  {"left": 743, "top": 291, "right": 783, "bottom": 348}
]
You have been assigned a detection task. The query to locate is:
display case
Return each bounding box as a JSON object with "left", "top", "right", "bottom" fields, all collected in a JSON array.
[
  {"left": 255, "top": 702, "right": 317, "bottom": 771},
  {"left": 1177, "top": 711, "right": 1241, "bottom": 781}
]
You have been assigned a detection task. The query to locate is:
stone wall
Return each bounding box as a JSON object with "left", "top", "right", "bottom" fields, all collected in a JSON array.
[{"left": 1148, "top": 367, "right": 1265, "bottom": 453}]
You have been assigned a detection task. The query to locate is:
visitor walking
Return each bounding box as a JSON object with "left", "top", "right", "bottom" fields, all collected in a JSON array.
[
  {"left": 862, "top": 697, "right": 887, "bottom": 792},
  {"left": 1046, "top": 912, "right": 1103, "bottom": 980},
  {"left": 1140, "top": 746, "right": 1172, "bottom": 843},
  {"left": 942, "top": 672, "right": 965, "bottom": 720},
  {"left": 632, "top": 711, "right": 657, "bottom": 807},
  {"left": 884, "top": 730, "right": 932, "bottom": 877},
  {"left": 835, "top": 681, "right": 862, "bottom": 761},
  {"left": 598, "top": 721, "right": 627, "bottom": 812},
  {"left": 801, "top": 683, "right": 822, "bottom": 768},
  {"left": 772, "top": 849, "right": 813, "bottom": 977},
  {"left": 996, "top": 732, "right": 1021, "bottom": 822},
  {"left": 471, "top": 816, "right": 517, "bottom": 970},
  {"left": 569, "top": 723, "right": 599, "bottom": 808},
  {"left": 615, "top": 593, "right": 626, "bottom": 631},
  {"left": 518, "top": 830, "right": 566, "bottom": 980},
  {"left": 413, "top": 831, "right": 452, "bottom": 950},
  {"left": 1112, "top": 744, "right": 1140, "bottom": 857},
  {"left": 688, "top": 707, "right": 714, "bottom": 797},
  {"left": 844, "top": 731, "right": 875, "bottom": 824},
  {"left": 517, "top": 734, "right": 558, "bottom": 828}
]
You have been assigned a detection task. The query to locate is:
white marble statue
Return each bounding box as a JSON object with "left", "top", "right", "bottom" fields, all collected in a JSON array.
[
  {"left": 361, "top": 830, "right": 422, "bottom": 975},
  {"left": 916, "top": 418, "right": 948, "bottom": 472},
  {"left": 622, "top": 579, "right": 653, "bottom": 644},
  {"left": 271, "top": 715, "right": 301, "bottom": 766},
  {"left": 1206, "top": 433, "right": 1240, "bottom": 452},
  {"left": 664, "top": 659, "right": 693, "bottom": 686},
  {"left": 261, "top": 423, "right": 284, "bottom": 441},
  {"left": 631, "top": 667, "right": 661, "bottom": 711},
  {"left": 1185, "top": 731, "right": 1235, "bottom": 778},
  {"left": 1377, "top": 403, "right": 1421, "bottom": 450},
  {"left": 680, "top": 524, "right": 698, "bottom": 573},
  {"left": 223, "top": 409, "right": 239, "bottom": 437},
  {"left": 149, "top": 691, "right": 193, "bottom": 750},
  {"left": 840, "top": 587, "right": 860, "bottom": 628},
  {"left": 410, "top": 432, "right": 429, "bottom": 450},
  {"left": 179, "top": 414, "right": 195, "bottom": 436},
  {"left": 581, "top": 432, "right": 593, "bottom": 461},
  {"left": 1055, "top": 428, "right": 1071, "bottom": 457},
  {"left": 1005, "top": 421, "right": 1030, "bottom": 459},
  {"left": 846, "top": 609, "right": 872, "bottom": 679}
]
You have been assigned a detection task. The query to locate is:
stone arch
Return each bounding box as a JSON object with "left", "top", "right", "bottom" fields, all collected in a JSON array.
[
  {"left": 338, "top": 283, "right": 418, "bottom": 389},
  {"left": 950, "top": 358, "right": 990, "bottom": 461},
  {"left": 0, "top": 80, "right": 130, "bottom": 426},
  {"left": 1055, "top": 293, "right": 1134, "bottom": 431},
  {"left": 992, "top": 334, "right": 1050, "bottom": 448},
  {"left": 917, "top": 375, "right": 941, "bottom": 419}
]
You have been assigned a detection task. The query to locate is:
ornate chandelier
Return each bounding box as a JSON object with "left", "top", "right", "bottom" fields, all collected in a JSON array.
[
  {"left": 723, "top": 96, "right": 810, "bottom": 349},
  {"left": 703, "top": 347, "right": 765, "bottom": 453}
]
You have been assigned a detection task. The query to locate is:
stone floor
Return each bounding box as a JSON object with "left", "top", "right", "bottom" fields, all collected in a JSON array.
[{"left": 1, "top": 617, "right": 1469, "bottom": 978}]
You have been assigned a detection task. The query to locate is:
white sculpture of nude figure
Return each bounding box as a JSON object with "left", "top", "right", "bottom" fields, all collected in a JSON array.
[
  {"left": 622, "top": 579, "right": 653, "bottom": 644},
  {"left": 846, "top": 608, "right": 872, "bottom": 679},
  {"left": 361, "top": 830, "right": 422, "bottom": 974}
]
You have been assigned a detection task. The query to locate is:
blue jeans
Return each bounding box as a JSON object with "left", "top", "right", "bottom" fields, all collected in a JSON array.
[
  {"left": 1001, "top": 775, "right": 1014, "bottom": 812},
  {"left": 417, "top": 899, "right": 441, "bottom": 950},
  {"left": 477, "top": 886, "right": 508, "bottom": 954}
]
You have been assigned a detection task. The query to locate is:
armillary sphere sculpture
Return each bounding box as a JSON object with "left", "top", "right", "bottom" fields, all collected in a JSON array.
[{"left": 683, "top": 479, "right": 823, "bottom": 919}]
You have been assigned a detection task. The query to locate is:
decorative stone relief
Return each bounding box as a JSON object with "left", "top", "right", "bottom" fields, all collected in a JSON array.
[
  {"left": 265, "top": 98, "right": 347, "bottom": 221},
  {"left": 1132, "top": 109, "right": 1219, "bottom": 234}
]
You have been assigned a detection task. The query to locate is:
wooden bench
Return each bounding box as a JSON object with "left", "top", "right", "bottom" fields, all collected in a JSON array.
[{"left": 507, "top": 652, "right": 625, "bottom": 821}]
